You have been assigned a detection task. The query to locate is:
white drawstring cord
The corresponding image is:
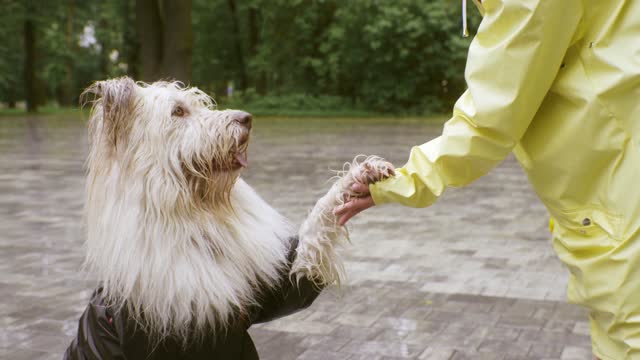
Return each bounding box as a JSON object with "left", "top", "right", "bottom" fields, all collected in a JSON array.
[{"left": 462, "top": 0, "right": 469, "bottom": 37}]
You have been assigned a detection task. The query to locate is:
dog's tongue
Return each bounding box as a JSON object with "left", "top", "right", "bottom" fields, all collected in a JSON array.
[{"left": 235, "top": 151, "right": 248, "bottom": 167}]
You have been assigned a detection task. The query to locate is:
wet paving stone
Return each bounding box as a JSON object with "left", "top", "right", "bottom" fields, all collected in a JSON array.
[{"left": 0, "top": 116, "right": 592, "bottom": 359}]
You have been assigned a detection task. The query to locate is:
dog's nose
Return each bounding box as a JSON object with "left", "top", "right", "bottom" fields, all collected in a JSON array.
[{"left": 233, "top": 112, "right": 252, "bottom": 129}]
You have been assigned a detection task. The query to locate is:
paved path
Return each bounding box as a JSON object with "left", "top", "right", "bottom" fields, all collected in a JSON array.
[{"left": 0, "top": 116, "right": 592, "bottom": 359}]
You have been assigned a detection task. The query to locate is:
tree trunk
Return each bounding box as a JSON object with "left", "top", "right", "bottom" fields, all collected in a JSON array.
[
  {"left": 136, "top": 0, "right": 192, "bottom": 83},
  {"left": 161, "top": 0, "right": 193, "bottom": 83},
  {"left": 136, "top": 0, "right": 163, "bottom": 81},
  {"left": 98, "top": 16, "right": 111, "bottom": 80},
  {"left": 309, "top": 2, "right": 337, "bottom": 94},
  {"left": 122, "top": 0, "right": 139, "bottom": 79},
  {"left": 227, "top": 0, "right": 246, "bottom": 90},
  {"left": 248, "top": 6, "right": 266, "bottom": 94},
  {"left": 59, "top": 0, "right": 75, "bottom": 106},
  {"left": 24, "top": 11, "right": 38, "bottom": 112}
]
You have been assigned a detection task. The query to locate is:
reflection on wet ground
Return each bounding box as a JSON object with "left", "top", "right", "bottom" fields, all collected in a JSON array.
[{"left": 0, "top": 115, "right": 591, "bottom": 359}]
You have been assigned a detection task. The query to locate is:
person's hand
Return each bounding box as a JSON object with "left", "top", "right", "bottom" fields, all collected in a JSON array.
[
  {"left": 334, "top": 183, "right": 375, "bottom": 225},
  {"left": 333, "top": 155, "right": 394, "bottom": 225}
]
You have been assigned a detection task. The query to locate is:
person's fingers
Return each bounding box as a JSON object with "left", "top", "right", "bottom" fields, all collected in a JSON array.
[
  {"left": 351, "top": 183, "right": 369, "bottom": 194},
  {"left": 338, "top": 208, "right": 366, "bottom": 225},
  {"left": 333, "top": 203, "right": 348, "bottom": 216},
  {"left": 335, "top": 196, "right": 374, "bottom": 225},
  {"left": 334, "top": 197, "right": 369, "bottom": 216},
  {"left": 338, "top": 207, "right": 366, "bottom": 226},
  {"left": 338, "top": 212, "right": 357, "bottom": 226}
]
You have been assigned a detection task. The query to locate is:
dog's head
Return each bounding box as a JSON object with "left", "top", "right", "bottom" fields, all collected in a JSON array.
[
  {"left": 82, "top": 77, "right": 252, "bottom": 208},
  {"left": 82, "top": 78, "right": 294, "bottom": 341}
]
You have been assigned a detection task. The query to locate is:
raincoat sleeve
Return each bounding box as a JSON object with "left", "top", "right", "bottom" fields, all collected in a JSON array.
[
  {"left": 369, "top": 0, "right": 583, "bottom": 207},
  {"left": 249, "top": 236, "right": 323, "bottom": 324}
]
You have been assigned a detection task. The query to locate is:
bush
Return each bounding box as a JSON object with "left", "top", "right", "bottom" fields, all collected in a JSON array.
[
  {"left": 219, "top": 90, "right": 365, "bottom": 116},
  {"left": 219, "top": 89, "right": 449, "bottom": 117}
]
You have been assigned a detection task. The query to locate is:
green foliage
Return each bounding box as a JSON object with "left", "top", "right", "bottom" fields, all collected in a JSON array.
[
  {"left": 1, "top": 0, "right": 482, "bottom": 115},
  {"left": 0, "top": 0, "right": 25, "bottom": 104},
  {"left": 221, "top": 90, "right": 377, "bottom": 117},
  {"left": 0, "top": 0, "right": 132, "bottom": 109},
  {"left": 227, "top": 91, "right": 352, "bottom": 111},
  {"left": 191, "top": 0, "right": 480, "bottom": 115},
  {"left": 0, "top": 105, "right": 82, "bottom": 117},
  {"left": 321, "top": 1, "right": 473, "bottom": 113}
]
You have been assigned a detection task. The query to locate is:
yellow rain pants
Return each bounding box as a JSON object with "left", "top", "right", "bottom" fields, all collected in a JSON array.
[{"left": 369, "top": 0, "right": 640, "bottom": 358}]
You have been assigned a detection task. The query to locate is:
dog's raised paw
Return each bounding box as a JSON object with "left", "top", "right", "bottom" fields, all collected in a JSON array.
[
  {"left": 348, "top": 155, "right": 395, "bottom": 188},
  {"left": 292, "top": 155, "right": 395, "bottom": 286}
]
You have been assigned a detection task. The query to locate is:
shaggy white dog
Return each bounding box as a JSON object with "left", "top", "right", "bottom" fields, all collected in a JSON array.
[{"left": 74, "top": 77, "right": 393, "bottom": 351}]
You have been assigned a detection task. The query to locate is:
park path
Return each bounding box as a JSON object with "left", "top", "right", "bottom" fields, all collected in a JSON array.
[{"left": 0, "top": 116, "right": 592, "bottom": 359}]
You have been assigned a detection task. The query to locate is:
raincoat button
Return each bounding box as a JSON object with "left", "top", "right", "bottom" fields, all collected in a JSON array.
[{"left": 582, "top": 218, "right": 591, "bottom": 226}]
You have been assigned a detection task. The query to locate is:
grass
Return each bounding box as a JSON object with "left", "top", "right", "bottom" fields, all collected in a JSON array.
[
  {"left": 0, "top": 106, "right": 83, "bottom": 117},
  {"left": 253, "top": 115, "right": 448, "bottom": 127},
  {"left": 229, "top": 107, "right": 380, "bottom": 118}
]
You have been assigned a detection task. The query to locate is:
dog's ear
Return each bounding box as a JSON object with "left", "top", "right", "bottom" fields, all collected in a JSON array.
[
  {"left": 82, "top": 76, "right": 136, "bottom": 121},
  {"left": 82, "top": 77, "right": 137, "bottom": 148}
]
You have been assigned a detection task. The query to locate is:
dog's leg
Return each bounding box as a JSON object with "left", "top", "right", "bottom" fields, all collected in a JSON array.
[{"left": 291, "top": 156, "right": 394, "bottom": 286}]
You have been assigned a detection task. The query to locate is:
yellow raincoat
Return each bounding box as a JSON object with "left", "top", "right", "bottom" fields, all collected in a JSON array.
[{"left": 369, "top": 0, "right": 640, "bottom": 358}]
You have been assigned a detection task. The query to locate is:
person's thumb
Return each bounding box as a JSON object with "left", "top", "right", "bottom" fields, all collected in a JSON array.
[{"left": 351, "top": 183, "right": 369, "bottom": 194}]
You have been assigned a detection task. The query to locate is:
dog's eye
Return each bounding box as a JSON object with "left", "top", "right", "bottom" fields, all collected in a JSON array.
[{"left": 172, "top": 106, "right": 185, "bottom": 117}]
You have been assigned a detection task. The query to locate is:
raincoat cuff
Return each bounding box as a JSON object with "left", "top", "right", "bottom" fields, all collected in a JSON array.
[
  {"left": 369, "top": 168, "right": 439, "bottom": 208},
  {"left": 369, "top": 176, "right": 397, "bottom": 205}
]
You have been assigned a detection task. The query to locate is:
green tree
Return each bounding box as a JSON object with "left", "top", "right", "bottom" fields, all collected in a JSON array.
[
  {"left": 320, "top": 0, "right": 475, "bottom": 112},
  {"left": 1, "top": 0, "right": 480, "bottom": 115},
  {"left": 0, "top": 0, "right": 25, "bottom": 108}
]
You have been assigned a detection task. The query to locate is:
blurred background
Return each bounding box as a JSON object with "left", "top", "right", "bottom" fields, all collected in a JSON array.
[{"left": 0, "top": 0, "right": 480, "bottom": 116}]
